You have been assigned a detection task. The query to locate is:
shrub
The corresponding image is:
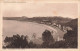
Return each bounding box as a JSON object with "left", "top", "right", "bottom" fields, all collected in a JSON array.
[
  {"left": 3, "top": 34, "right": 29, "bottom": 48},
  {"left": 42, "top": 30, "right": 55, "bottom": 48}
]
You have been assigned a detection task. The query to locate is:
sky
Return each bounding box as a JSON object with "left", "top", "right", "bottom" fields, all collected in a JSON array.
[{"left": 3, "top": 3, "right": 78, "bottom": 18}]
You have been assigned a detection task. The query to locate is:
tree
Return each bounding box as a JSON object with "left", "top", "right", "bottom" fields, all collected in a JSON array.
[
  {"left": 63, "top": 30, "right": 77, "bottom": 48},
  {"left": 42, "top": 30, "right": 55, "bottom": 48},
  {"left": 3, "top": 34, "right": 29, "bottom": 48}
]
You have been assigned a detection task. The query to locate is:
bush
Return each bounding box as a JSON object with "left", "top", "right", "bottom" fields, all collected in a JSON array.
[
  {"left": 42, "top": 30, "right": 55, "bottom": 48},
  {"left": 63, "top": 30, "right": 78, "bottom": 48},
  {"left": 3, "top": 34, "right": 29, "bottom": 48}
]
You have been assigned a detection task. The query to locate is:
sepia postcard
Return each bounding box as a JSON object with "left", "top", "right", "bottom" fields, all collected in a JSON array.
[{"left": 0, "top": 0, "right": 80, "bottom": 51}]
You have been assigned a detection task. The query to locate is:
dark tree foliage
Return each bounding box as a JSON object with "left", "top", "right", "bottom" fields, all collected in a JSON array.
[
  {"left": 42, "top": 30, "right": 55, "bottom": 48},
  {"left": 28, "top": 41, "right": 37, "bottom": 48},
  {"left": 63, "top": 30, "right": 77, "bottom": 48},
  {"left": 3, "top": 34, "right": 29, "bottom": 48},
  {"left": 52, "top": 41, "right": 66, "bottom": 48},
  {"left": 63, "top": 19, "right": 78, "bottom": 48}
]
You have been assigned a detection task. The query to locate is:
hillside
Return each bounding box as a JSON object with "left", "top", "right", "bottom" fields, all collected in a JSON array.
[
  {"left": 64, "top": 18, "right": 78, "bottom": 29},
  {"left": 3, "top": 16, "right": 72, "bottom": 24}
]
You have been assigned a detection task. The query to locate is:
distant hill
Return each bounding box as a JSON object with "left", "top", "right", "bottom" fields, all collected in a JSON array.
[{"left": 3, "top": 16, "right": 72, "bottom": 24}]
